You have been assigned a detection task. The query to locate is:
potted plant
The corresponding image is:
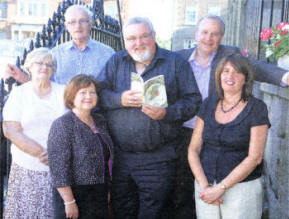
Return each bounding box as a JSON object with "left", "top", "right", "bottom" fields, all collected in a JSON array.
[{"left": 260, "top": 21, "right": 289, "bottom": 70}]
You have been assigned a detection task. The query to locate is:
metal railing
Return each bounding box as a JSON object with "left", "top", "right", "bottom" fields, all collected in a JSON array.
[{"left": 0, "top": 0, "right": 122, "bottom": 217}]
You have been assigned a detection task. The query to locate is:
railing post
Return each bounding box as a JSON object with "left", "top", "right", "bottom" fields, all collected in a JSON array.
[{"left": 0, "top": 79, "right": 5, "bottom": 219}]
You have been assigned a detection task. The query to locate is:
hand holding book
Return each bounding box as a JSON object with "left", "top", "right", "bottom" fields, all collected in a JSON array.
[{"left": 131, "top": 72, "right": 168, "bottom": 108}]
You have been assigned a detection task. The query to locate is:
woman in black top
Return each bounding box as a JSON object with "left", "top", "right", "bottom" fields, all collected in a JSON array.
[
  {"left": 48, "top": 74, "right": 113, "bottom": 219},
  {"left": 188, "top": 54, "right": 270, "bottom": 219}
]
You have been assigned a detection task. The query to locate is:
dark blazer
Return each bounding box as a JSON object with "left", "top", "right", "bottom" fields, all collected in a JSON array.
[
  {"left": 48, "top": 111, "right": 114, "bottom": 188},
  {"left": 178, "top": 45, "right": 287, "bottom": 97}
]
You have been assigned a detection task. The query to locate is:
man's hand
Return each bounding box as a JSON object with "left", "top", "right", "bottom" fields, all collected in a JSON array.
[
  {"left": 142, "top": 105, "right": 166, "bottom": 120},
  {"left": 5, "top": 64, "right": 29, "bottom": 84},
  {"left": 121, "top": 90, "right": 142, "bottom": 107},
  {"left": 286, "top": 75, "right": 289, "bottom": 86}
]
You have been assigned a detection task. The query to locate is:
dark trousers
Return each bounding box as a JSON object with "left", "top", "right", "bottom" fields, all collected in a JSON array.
[
  {"left": 172, "top": 127, "right": 196, "bottom": 219},
  {"left": 53, "top": 184, "right": 109, "bottom": 219},
  {"left": 111, "top": 153, "right": 176, "bottom": 219}
]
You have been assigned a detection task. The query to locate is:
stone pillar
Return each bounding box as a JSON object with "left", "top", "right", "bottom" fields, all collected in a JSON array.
[{"left": 259, "top": 83, "right": 289, "bottom": 219}]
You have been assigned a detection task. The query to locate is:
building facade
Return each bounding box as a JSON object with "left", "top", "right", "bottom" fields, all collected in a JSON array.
[
  {"left": 171, "top": 0, "right": 228, "bottom": 50},
  {"left": 4, "top": 0, "right": 62, "bottom": 40}
]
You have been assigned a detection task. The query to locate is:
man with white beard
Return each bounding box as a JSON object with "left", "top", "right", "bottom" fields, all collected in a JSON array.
[{"left": 98, "top": 17, "right": 201, "bottom": 219}]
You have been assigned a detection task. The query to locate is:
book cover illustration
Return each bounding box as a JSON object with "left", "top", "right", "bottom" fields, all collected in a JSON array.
[{"left": 131, "top": 72, "right": 168, "bottom": 108}]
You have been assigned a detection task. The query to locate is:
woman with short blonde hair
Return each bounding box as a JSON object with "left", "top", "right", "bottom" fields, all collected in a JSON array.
[{"left": 3, "top": 47, "right": 66, "bottom": 218}]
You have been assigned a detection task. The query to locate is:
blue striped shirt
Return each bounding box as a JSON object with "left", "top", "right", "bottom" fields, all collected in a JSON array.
[{"left": 51, "top": 38, "right": 114, "bottom": 84}]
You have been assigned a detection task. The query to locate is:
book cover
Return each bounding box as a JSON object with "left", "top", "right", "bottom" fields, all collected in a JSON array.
[{"left": 131, "top": 72, "right": 168, "bottom": 108}]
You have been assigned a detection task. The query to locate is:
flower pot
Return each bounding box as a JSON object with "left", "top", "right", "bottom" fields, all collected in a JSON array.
[{"left": 277, "top": 55, "right": 289, "bottom": 70}]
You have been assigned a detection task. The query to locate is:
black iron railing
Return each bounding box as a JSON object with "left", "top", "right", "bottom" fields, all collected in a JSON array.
[{"left": 0, "top": 0, "right": 122, "bottom": 217}]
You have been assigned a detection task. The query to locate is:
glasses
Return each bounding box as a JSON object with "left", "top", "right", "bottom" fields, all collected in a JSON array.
[
  {"left": 34, "top": 62, "right": 54, "bottom": 69},
  {"left": 66, "top": 19, "right": 90, "bottom": 27},
  {"left": 125, "top": 32, "right": 152, "bottom": 43}
]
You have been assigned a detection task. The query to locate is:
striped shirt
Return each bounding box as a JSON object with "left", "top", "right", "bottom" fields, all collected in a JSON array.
[{"left": 51, "top": 38, "right": 114, "bottom": 84}]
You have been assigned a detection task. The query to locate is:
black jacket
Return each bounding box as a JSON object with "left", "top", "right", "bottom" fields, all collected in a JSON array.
[
  {"left": 178, "top": 45, "right": 287, "bottom": 97},
  {"left": 98, "top": 46, "right": 201, "bottom": 155}
]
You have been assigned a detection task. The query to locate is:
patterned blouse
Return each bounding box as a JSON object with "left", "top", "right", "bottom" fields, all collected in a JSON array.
[{"left": 47, "top": 111, "right": 113, "bottom": 187}]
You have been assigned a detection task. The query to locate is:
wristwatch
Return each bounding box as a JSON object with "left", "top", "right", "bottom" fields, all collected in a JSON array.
[{"left": 219, "top": 183, "right": 226, "bottom": 191}]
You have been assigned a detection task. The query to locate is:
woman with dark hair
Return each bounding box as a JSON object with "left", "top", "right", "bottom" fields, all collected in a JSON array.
[
  {"left": 188, "top": 53, "right": 270, "bottom": 219},
  {"left": 48, "top": 74, "right": 113, "bottom": 219}
]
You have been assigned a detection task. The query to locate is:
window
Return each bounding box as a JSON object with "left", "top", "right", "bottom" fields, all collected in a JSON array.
[
  {"left": 28, "top": 3, "right": 37, "bottom": 16},
  {"left": 0, "top": 1, "right": 7, "bottom": 19},
  {"left": 184, "top": 39, "right": 196, "bottom": 49},
  {"left": 185, "top": 7, "right": 197, "bottom": 25},
  {"left": 41, "top": 3, "right": 47, "bottom": 17},
  {"left": 208, "top": 7, "right": 220, "bottom": 16},
  {"left": 0, "top": 30, "right": 5, "bottom": 38},
  {"left": 104, "top": 4, "right": 117, "bottom": 18},
  {"left": 14, "top": 31, "right": 19, "bottom": 40},
  {"left": 19, "top": 1, "right": 45, "bottom": 17},
  {"left": 19, "top": 2, "right": 25, "bottom": 16}
]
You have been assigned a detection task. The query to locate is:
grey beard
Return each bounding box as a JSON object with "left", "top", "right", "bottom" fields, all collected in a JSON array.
[{"left": 131, "top": 49, "right": 151, "bottom": 63}]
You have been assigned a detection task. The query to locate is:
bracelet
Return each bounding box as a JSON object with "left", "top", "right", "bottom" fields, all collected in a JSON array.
[{"left": 64, "top": 199, "right": 76, "bottom": 206}]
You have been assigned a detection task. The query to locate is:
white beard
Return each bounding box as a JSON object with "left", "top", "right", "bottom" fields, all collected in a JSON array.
[{"left": 130, "top": 48, "right": 152, "bottom": 62}]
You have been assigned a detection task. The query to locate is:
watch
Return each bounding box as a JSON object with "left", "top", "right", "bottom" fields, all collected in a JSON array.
[{"left": 219, "top": 183, "right": 226, "bottom": 191}]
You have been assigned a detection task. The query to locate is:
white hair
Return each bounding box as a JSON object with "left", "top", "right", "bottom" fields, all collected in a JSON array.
[
  {"left": 64, "top": 5, "right": 93, "bottom": 21},
  {"left": 197, "top": 15, "right": 225, "bottom": 35},
  {"left": 123, "top": 17, "right": 155, "bottom": 34},
  {"left": 23, "top": 47, "right": 56, "bottom": 75}
]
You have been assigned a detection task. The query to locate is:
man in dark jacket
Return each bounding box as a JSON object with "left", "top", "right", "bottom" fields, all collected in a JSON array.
[
  {"left": 98, "top": 17, "right": 201, "bottom": 219},
  {"left": 175, "top": 14, "right": 289, "bottom": 219}
]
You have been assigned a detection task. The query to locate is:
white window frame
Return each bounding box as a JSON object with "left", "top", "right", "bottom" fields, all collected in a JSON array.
[
  {"left": 184, "top": 39, "right": 196, "bottom": 49},
  {"left": 185, "top": 6, "right": 197, "bottom": 25},
  {"left": 0, "top": 1, "right": 8, "bottom": 20},
  {"left": 208, "top": 7, "right": 220, "bottom": 16},
  {"left": 18, "top": 1, "right": 47, "bottom": 18},
  {"left": 40, "top": 3, "right": 47, "bottom": 17}
]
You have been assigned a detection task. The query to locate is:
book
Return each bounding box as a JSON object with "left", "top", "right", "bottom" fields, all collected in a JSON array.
[{"left": 131, "top": 72, "right": 168, "bottom": 108}]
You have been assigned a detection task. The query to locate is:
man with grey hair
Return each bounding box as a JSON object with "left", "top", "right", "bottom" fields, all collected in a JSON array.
[
  {"left": 98, "top": 17, "right": 201, "bottom": 219},
  {"left": 174, "top": 14, "right": 289, "bottom": 219},
  {"left": 5, "top": 4, "right": 114, "bottom": 84}
]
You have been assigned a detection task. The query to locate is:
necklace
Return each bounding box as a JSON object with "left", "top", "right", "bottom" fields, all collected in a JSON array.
[{"left": 220, "top": 98, "right": 242, "bottom": 113}]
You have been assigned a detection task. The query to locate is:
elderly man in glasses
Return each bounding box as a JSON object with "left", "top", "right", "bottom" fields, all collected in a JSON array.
[
  {"left": 98, "top": 17, "right": 201, "bottom": 219},
  {"left": 5, "top": 4, "right": 114, "bottom": 85}
]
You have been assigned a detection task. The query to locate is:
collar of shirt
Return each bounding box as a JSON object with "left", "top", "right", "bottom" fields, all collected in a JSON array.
[
  {"left": 188, "top": 48, "right": 217, "bottom": 68},
  {"left": 65, "top": 38, "right": 93, "bottom": 51},
  {"left": 182, "top": 47, "right": 217, "bottom": 129}
]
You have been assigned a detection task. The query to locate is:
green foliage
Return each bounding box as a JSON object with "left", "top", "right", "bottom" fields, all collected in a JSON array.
[{"left": 156, "top": 37, "right": 172, "bottom": 50}]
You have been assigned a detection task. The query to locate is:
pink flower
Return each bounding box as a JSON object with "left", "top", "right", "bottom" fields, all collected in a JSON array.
[
  {"left": 280, "top": 30, "right": 288, "bottom": 36},
  {"left": 274, "top": 40, "right": 282, "bottom": 48},
  {"left": 260, "top": 28, "right": 273, "bottom": 40},
  {"left": 260, "top": 22, "right": 289, "bottom": 59},
  {"left": 241, "top": 50, "right": 249, "bottom": 57},
  {"left": 276, "top": 22, "right": 288, "bottom": 30}
]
